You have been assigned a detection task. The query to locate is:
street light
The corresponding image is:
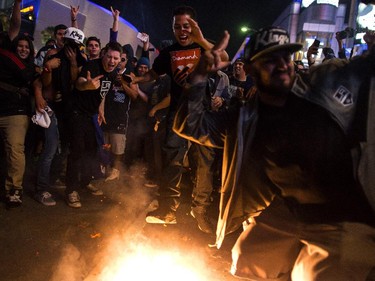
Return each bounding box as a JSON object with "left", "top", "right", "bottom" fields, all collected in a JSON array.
[{"left": 241, "top": 26, "right": 250, "bottom": 33}]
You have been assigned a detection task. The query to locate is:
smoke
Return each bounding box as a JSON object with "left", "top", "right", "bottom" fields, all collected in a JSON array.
[
  {"left": 50, "top": 244, "right": 88, "bottom": 281},
  {"left": 48, "top": 162, "right": 219, "bottom": 281},
  {"left": 50, "top": 162, "right": 160, "bottom": 281}
]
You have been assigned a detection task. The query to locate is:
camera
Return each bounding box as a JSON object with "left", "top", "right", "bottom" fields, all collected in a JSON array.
[
  {"left": 336, "top": 30, "right": 348, "bottom": 40},
  {"left": 336, "top": 27, "right": 356, "bottom": 40}
]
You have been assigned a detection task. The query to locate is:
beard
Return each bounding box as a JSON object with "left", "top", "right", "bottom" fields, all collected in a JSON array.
[{"left": 254, "top": 69, "right": 294, "bottom": 97}]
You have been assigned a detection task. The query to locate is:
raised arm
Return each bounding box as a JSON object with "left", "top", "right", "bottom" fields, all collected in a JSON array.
[
  {"left": 8, "top": 0, "right": 22, "bottom": 41},
  {"left": 307, "top": 44, "right": 319, "bottom": 67},
  {"left": 138, "top": 32, "right": 150, "bottom": 59},
  {"left": 70, "top": 5, "right": 79, "bottom": 28},
  {"left": 109, "top": 6, "right": 120, "bottom": 42},
  {"left": 189, "top": 31, "right": 231, "bottom": 84},
  {"left": 187, "top": 17, "right": 229, "bottom": 62},
  {"left": 335, "top": 32, "right": 347, "bottom": 59}
]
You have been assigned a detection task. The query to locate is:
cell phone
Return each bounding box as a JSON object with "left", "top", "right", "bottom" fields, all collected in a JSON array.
[
  {"left": 137, "top": 32, "right": 149, "bottom": 43},
  {"left": 312, "top": 39, "right": 320, "bottom": 47},
  {"left": 121, "top": 73, "right": 133, "bottom": 83}
]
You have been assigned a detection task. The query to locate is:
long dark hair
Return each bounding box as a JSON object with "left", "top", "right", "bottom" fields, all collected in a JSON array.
[{"left": 11, "top": 34, "right": 35, "bottom": 64}]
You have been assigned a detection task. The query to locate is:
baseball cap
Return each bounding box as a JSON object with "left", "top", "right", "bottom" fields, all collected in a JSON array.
[
  {"left": 64, "top": 27, "right": 85, "bottom": 46},
  {"left": 244, "top": 26, "right": 303, "bottom": 62},
  {"left": 234, "top": 57, "right": 246, "bottom": 64}
]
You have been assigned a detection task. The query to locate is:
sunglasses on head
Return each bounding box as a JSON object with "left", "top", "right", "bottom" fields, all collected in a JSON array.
[{"left": 121, "top": 58, "right": 127, "bottom": 62}]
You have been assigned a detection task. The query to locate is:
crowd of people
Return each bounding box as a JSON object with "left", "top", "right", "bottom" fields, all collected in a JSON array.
[
  {"left": 0, "top": 2, "right": 233, "bottom": 231},
  {"left": 1, "top": 0, "right": 375, "bottom": 280}
]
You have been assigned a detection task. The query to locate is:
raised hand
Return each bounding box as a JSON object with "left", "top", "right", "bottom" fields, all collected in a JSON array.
[
  {"left": 187, "top": 17, "right": 205, "bottom": 45},
  {"left": 85, "top": 71, "right": 103, "bottom": 90},
  {"left": 198, "top": 31, "right": 230, "bottom": 73},
  {"left": 70, "top": 5, "right": 79, "bottom": 20},
  {"left": 307, "top": 44, "right": 319, "bottom": 66},
  {"left": 110, "top": 6, "right": 120, "bottom": 20}
]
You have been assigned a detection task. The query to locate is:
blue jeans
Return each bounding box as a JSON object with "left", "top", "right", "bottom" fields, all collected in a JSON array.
[{"left": 36, "top": 112, "right": 59, "bottom": 191}]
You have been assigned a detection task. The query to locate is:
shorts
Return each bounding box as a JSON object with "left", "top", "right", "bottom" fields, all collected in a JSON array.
[{"left": 103, "top": 132, "right": 126, "bottom": 155}]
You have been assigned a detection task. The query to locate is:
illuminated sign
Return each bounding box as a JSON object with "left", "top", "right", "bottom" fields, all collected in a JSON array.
[
  {"left": 302, "top": 0, "right": 339, "bottom": 7},
  {"left": 317, "top": 0, "right": 339, "bottom": 7},
  {"left": 358, "top": 3, "right": 375, "bottom": 30},
  {"left": 20, "top": 6, "right": 34, "bottom": 13},
  {"left": 302, "top": 0, "right": 315, "bottom": 7}
]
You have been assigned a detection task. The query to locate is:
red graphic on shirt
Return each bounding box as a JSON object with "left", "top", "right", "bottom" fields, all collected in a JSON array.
[{"left": 170, "top": 48, "right": 201, "bottom": 86}]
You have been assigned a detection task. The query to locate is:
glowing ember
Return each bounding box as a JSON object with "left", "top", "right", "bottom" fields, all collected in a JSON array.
[{"left": 94, "top": 242, "right": 211, "bottom": 281}]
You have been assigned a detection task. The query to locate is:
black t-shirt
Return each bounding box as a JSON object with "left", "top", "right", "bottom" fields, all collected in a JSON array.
[
  {"left": 229, "top": 76, "right": 253, "bottom": 102},
  {"left": 152, "top": 42, "right": 203, "bottom": 113},
  {"left": 73, "top": 59, "right": 117, "bottom": 116},
  {"left": 101, "top": 85, "right": 131, "bottom": 134},
  {"left": 239, "top": 94, "right": 374, "bottom": 225}
]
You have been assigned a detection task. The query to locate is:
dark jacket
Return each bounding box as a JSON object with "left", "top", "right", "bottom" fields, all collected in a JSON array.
[
  {"left": 173, "top": 52, "right": 375, "bottom": 248},
  {"left": 0, "top": 48, "right": 38, "bottom": 116}
]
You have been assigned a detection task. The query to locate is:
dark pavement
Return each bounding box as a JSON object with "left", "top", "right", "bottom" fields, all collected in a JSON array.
[{"left": 0, "top": 163, "right": 242, "bottom": 281}]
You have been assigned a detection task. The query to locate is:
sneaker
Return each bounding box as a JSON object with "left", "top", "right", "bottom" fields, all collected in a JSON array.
[
  {"left": 190, "top": 209, "right": 215, "bottom": 234},
  {"left": 66, "top": 191, "right": 81, "bottom": 208},
  {"left": 6, "top": 189, "right": 23, "bottom": 208},
  {"left": 85, "top": 183, "right": 103, "bottom": 196},
  {"left": 34, "top": 191, "right": 56, "bottom": 206},
  {"left": 105, "top": 168, "right": 120, "bottom": 182},
  {"left": 146, "top": 209, "right": 177, "bottom": 224}
]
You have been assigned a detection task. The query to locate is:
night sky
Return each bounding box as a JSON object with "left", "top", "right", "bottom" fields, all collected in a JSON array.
[{"left": 90, "top": 0, "right": 293, "bottom": 58}]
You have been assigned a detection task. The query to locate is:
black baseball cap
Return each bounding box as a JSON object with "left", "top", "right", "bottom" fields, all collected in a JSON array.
[
  {"left": 244, "top": 26, "right": 303, "bottom": 62},
  {"left": 234, "top": 57, "right": 246, "bottom": 64}
]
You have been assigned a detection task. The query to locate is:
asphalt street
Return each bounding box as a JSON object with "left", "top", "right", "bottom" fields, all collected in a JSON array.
[{"left": 0, "top": 163, "right": 241, "bottom": 281}]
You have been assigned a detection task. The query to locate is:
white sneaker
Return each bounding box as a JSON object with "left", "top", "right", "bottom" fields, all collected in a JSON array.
[
  {"left": 105, "top": 168, "right": 120, "bottom": 182},
  {"left": 86, "top": 183, "right": 104, "bottom": 196},
  {"left": 66, "top": 191, "right": 81, "bottom": 208}
]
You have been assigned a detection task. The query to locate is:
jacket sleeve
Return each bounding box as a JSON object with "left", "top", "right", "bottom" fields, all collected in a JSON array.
[
  {"left": 173, "top": 81, "right": 237, "bottom": 148},
  {"left": 109, "top": 28, "right": 117, "bottom": 43}
]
